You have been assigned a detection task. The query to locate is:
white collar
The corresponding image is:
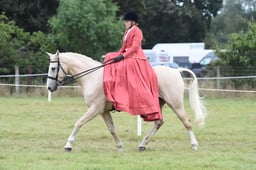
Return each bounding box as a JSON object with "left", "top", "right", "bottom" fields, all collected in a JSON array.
[{"left": 124, "top": 25, "right": 135, "bottom": 41}]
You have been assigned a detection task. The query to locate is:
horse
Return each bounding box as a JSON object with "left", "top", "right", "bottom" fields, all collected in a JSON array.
[{"left": 46, "top": 50, "right": 207, "bottom": 152}]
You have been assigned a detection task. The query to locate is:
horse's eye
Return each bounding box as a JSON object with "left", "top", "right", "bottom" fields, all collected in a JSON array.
[{"left": 51, "top": 67, "right": 56, "bottom": 72}]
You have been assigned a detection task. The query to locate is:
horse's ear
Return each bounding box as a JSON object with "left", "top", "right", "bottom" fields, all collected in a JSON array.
[{"left": 46, "top": 52, "right": 53, "bottom": 57}]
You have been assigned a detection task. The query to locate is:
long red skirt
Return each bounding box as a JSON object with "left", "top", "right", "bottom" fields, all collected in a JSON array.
[{"left": 103, "top": 52, "right": 162, "bottom": 121}]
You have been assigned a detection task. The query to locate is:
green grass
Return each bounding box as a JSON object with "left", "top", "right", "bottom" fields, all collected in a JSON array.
[{"left": 0, "top": 96, "right": 255, "bottom": 170}]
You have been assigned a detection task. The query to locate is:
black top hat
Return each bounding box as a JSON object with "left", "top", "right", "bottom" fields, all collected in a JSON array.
[{"left": 123, "top": 12, "right": 138, "bottom": 23}]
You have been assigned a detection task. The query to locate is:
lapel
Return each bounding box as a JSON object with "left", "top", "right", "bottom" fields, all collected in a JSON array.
[{"left": 124, "top": 25, "right": 136, "bottom": 42}]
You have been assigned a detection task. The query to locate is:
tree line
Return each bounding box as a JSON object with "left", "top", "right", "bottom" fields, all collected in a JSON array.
[{"left": 0, "top": 0, "right": 255, "bottom": 80}]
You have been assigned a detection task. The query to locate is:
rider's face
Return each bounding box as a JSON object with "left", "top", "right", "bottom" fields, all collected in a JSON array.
[{"left": 124, "top": 20, "right": 135, "bottom": 29}]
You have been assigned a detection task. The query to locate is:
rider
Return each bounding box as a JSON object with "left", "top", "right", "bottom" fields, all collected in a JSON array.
[{"left": 103, "top": 11, "right": 162, "bottom": 121}]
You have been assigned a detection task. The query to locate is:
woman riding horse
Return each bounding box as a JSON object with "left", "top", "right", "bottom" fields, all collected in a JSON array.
[{"left": 103, "top": 12, "right": 162, "bottom": 121}]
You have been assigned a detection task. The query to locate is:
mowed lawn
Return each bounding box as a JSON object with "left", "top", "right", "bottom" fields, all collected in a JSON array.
[{"left": 0, "top": 96, "right": 255, "bottom": 170}]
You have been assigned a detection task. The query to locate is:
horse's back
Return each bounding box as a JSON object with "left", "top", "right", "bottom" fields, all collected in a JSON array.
[
  {"left": 153, "top": 66, "right": 184, "bottom": 88},
  {"left": 153, "top": 66, "right": 185, "bottom": 104}
]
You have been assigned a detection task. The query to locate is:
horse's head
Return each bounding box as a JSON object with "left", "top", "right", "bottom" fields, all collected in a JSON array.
[{"left": 46, "top": 50, "right": 68, "bottom": 92}]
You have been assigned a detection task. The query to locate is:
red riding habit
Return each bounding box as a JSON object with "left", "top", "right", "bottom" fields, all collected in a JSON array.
[{"left": 103, "top": 25, "right": 162, "bottom": 121}]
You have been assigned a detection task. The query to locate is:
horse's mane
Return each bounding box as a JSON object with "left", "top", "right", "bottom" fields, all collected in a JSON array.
[{"left": 60, "top": 52, "right": 101, "bottom": 66}]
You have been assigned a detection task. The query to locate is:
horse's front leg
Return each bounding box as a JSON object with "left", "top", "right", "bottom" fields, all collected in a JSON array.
[
  {"left": 138, "top": 120, "right": 164, "bottom": 151},
  {"left": 64, "top": 105, "right": 100, "bottom": 152},
  {"left": 101, "top": 111, "right": 123, "bottom": 151}
]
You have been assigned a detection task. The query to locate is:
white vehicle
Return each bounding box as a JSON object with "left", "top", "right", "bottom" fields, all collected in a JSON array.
[
  {"left": 152, "top": 43, "right": 216, "bottom": 68},
  {"left": 143, "top": 49, "right": 179, "bottom": 68},
  {"left": 153, "top": 43, "right": 205, "bottom": 51}
]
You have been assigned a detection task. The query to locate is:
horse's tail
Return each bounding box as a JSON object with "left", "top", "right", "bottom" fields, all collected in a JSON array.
[{"left": 178, "top": 68, "right": 207, "bottom": 126}]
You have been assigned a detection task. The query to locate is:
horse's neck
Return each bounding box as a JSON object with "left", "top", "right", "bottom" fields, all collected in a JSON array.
[{"left": 60, "top": 53, "right": 101, "bottom": 76}]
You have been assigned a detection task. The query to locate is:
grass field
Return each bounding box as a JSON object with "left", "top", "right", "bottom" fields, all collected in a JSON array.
[{"left": 0, "top": 96, "right": 255, "bottom": 170}]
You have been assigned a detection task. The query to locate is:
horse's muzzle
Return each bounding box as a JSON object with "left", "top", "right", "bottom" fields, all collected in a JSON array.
[{"left": 48, "top": 85, "right": 57, "bottom": 92}]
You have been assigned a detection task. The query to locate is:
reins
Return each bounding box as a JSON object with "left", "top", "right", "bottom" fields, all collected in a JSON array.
[{"left": 49, "top": 57, "right": 116, "bottom": 86}]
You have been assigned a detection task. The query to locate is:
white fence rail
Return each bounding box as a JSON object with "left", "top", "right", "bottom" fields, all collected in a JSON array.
[{"left": 1, "top": 73, "right": 256, "bottom": 92}]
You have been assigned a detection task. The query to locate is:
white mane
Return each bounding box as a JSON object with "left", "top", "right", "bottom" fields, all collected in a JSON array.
[{"left": 60, "top": 52, "right": 101, "bottom": 66}]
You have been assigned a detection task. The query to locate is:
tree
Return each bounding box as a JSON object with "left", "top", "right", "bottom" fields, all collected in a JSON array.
[
  {"left": 49, "top": 0, "right": 123, "bottom": 60},
  {"left": 112, "top": 0, "right": 147, "bottom": 30},
  {"left": 113, "top": 0, "right": 223, "bottom": 48},
  {"left": 0, "top": 1, "right": 57, "bottom": 89},
  {"left": 140, "top": 0, "right": 208, "bottom": 48},
  {"left": 0, "top": 0, "right": 59, "bottom": 33},
  {"left": 206, "top": 0, "right": 256, "bottom": 48},
  {"left": 194, "top": 0, "right": 223, "bottom": 28},
  {"left": 216, "top": 22, "right": 256, "bottom": 88},
  {"left": 0, "top": 14, "right": 21, "bottom": 74},
  {"left": 217, "top": 23, "right": 256, "bottom": 70},
  {"left": 0, "top": 13, "right": 55, "bottom": 75},
  {"left": 112, "top": 0, "right": 146, "bottom": 16},
  {"left": 241, "top": 0, "right": 256, "bottom": 20}
]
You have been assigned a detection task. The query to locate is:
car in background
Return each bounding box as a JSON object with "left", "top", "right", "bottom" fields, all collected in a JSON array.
[
  {"left": 143, "top": 49, "right": 179, "bottom": 69},
  {"left": 173, "top": 56, "right": 191, "bottom": 68},
  {"left": 190, "top": 53, "right": 219, "bottom": 77}
]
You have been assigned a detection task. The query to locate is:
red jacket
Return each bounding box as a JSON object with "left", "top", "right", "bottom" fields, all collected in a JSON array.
[{"left": 118, "top": 25, "right": 146, "bottom": 60}]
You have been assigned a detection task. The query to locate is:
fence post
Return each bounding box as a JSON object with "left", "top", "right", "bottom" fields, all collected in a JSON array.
[
  {"left": 14, "top": 65, "right": 19, "bottom": 94},
  {"left": 48, "top": 91, "right": 52, "bottom": 102},
  {"left": 137, "top": 115, "right": 142, "bottom": 136},
  {"left": 216, "top": 66, "right": 220, "bottom": 89}
]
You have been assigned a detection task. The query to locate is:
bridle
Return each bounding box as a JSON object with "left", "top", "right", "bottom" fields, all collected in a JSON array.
[
  {"left": 47, "top": 57, "right": 116, "bottom": 86},
  {"left": 47, "top": 60, "right": 68, "bottom": 85}
]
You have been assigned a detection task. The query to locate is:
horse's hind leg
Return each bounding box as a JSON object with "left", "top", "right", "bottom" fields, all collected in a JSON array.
[
  {"left": 171, "top": 105, "right": 199, "bottom": 150},
  {"left": 138, "top": 119, "right": 164, "bottom": 151},
  {"left": 101, "top": 111, "right": 123, "bottom": 151}
]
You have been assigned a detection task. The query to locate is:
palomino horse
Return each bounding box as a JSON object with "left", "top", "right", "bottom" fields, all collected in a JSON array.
[{"left": 46, "top": 50, "right": 206, "bottom": 152}]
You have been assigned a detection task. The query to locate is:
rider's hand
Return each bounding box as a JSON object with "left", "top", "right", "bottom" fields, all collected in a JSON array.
[{"left": 113, "top": 55, "right": 124, "bottom": 62}]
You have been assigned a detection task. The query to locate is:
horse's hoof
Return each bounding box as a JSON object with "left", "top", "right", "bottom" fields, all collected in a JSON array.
[
  {"left": 65, "top": 147, "right": 72, "bottom": 152},
  {"left": 117, "top": 145, "right": 123, "bottom": 152},
  {"left": 138, "top": 147, "right": 146, "bottom": 152},
  {"left": 192, "top": 145, "right": 198, "bottom": 151}
]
